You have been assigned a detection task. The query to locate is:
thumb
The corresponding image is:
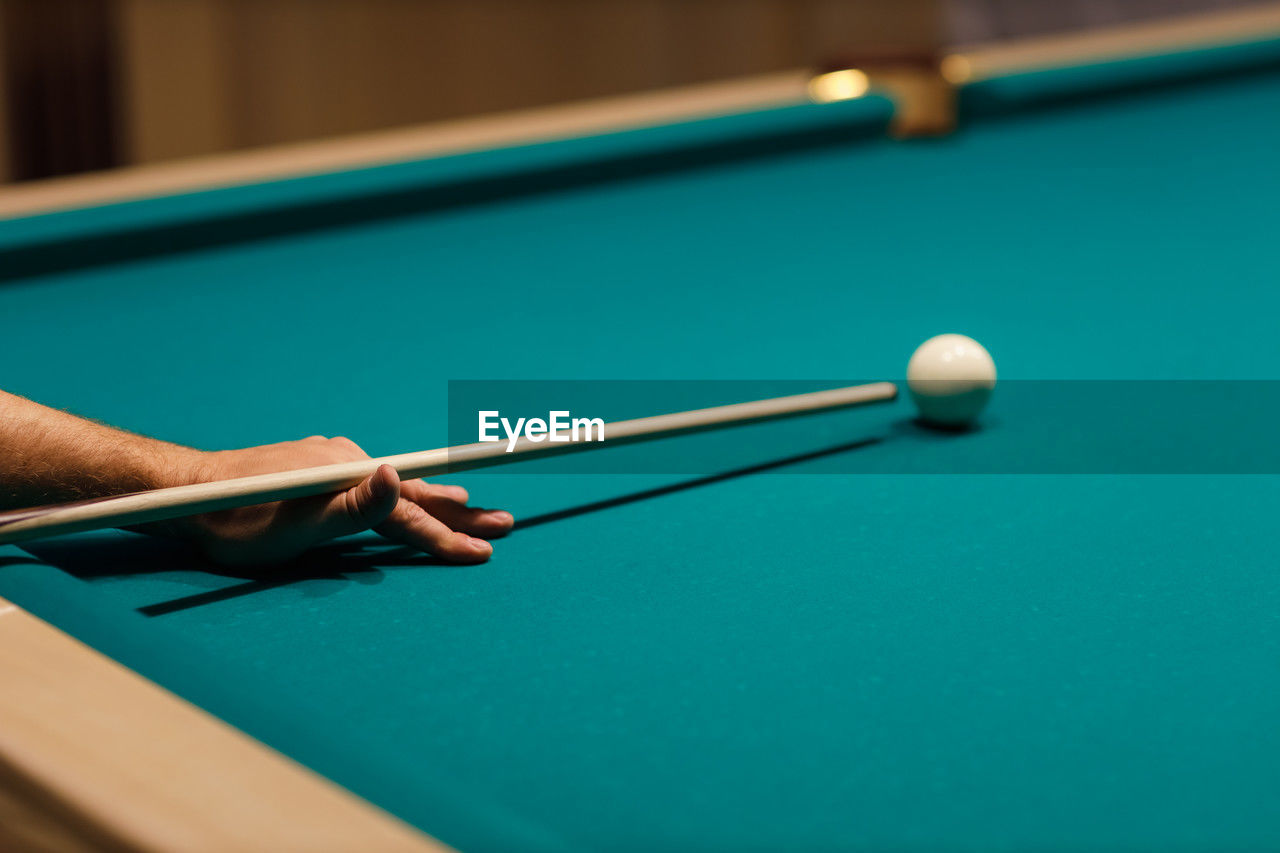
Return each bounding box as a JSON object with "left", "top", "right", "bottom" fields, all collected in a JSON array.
[{"left": 321, "top": 464, "right": 402, "bottom": 539}]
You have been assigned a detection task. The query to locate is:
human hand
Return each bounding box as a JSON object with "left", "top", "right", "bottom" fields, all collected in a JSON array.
[{"left": 173, "top": 436, "right": 513, "bottom": 567}]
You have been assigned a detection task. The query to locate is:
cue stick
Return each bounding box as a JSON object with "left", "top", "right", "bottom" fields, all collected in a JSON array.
[{"left": 0, "top": 382, "right": 896, "bottom": 546}]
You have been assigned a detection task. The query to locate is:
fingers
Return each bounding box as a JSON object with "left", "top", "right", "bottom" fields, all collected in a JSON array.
[
  {"left": 265, "top": 463, "right": 510, "bottom": 566},
  {"left": 422, "top": 497, "right": 515, "bottom": 538},
  {"left": 198, "top": 465, "right": 401, "bottom": 567},
  {"left": 317, "top": 464, "right": 402, "bottom": 541},
  {"left": 375, "top": 498, "right": 495, "bottom": 563},
  {"left": 400, "top": 480, "right": 514, "bottom": 539},
  {"left": 408, "top": 481, "right": 469, "bottom": 504},
  {"left": 199, "top": 436, "right": 519, "bottom": 568}
]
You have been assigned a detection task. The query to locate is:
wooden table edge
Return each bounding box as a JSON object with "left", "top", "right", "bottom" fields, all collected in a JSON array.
[
  {"left": 0, "top": 595, "right": 452, "bottom": 853},
  {"left": 952, "top": 2, "right": 1280, "bottom": 82},
  {"left": 3, "top": 1, "right": 1279, "bottom": 221},
  {"left": 0, "top": 70, "right": 811, "bottom": 221}
]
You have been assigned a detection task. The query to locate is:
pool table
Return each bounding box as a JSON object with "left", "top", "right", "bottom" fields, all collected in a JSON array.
[{"left": 4, "top": 9, "right": 1280, "bottom": 852}]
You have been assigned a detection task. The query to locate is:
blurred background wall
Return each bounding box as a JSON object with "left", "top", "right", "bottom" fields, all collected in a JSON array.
[{"left": 0, "top": 0, "right": 1269, "bottom": 185}]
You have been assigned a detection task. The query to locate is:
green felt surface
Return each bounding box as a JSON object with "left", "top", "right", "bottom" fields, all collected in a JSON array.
[{"left": 3, "top": 43, "right": 1280, "bottom": 852}]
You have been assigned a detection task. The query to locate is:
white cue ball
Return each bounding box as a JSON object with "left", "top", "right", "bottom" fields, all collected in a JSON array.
[{"left": 907, "top": 334, "right": 997, "bottom": 428}]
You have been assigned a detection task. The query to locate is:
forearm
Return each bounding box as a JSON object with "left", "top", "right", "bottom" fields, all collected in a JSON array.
[{"left": 0, "top": 390, "right": 202, "bottom": 510}]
